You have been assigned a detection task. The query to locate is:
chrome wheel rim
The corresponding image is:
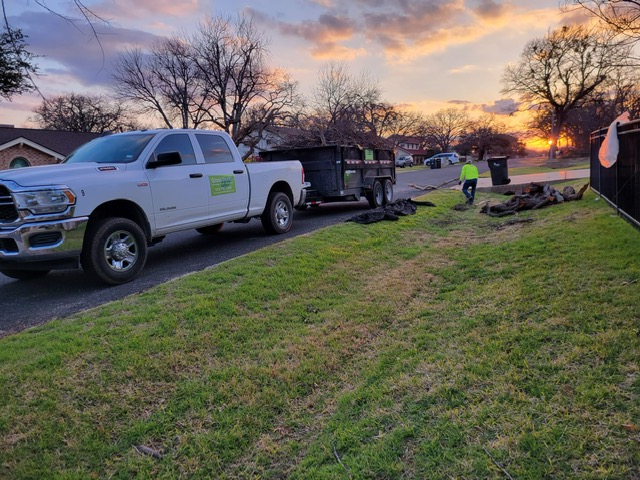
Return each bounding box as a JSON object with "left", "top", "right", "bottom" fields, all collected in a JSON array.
[
  {"left": 275, "top": 199, "right": 290, "bottom": 228},
  {"left": 104, "top": 230, "right": 138, "bottom": 272}
]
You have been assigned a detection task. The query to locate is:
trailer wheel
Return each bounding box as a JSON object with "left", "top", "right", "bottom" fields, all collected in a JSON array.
[
  {"left": 0, "top": 269, "right": 50, "bottom": 280},
  {"left": 382, "top": 179, "right": 394, "bottom": 205},
  {"left": 81, "top": 217, "right": 147, "bottom": 285},
  {"left": 261, "top": 191, "right": 293, "bottom": 234},
  {"left": 367, "top": 180, "right": 384, "bottom": 208}
]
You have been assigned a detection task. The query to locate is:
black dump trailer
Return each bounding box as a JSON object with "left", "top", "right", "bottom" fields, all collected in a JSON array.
[{"left": 260, "top": 145, "right": 396, "bottom": 208}]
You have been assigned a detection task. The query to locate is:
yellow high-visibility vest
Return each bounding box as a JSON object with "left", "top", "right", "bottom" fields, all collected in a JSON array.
[{"left": 460, "top": 164, "right": 479, "bottom": 181}]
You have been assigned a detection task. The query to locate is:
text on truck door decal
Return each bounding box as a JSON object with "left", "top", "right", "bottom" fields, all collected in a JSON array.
[{"left": 209, "top": 175, "right": 236, "bottom": 196}]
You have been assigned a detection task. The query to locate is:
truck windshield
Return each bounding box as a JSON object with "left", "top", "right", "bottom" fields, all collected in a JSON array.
[{"left": 63, "top": 134, "right": 155, "bottom": 164}]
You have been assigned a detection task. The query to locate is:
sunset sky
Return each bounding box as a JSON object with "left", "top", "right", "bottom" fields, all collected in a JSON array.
[{"left": 3, "top": 0, "right": 586, "bottom": 134}]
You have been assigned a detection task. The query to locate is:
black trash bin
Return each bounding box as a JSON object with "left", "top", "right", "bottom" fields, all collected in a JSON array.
[
  {"left": 487, "top": 156, "right": 511, "bottom": 186},
  {"left": 430, "top": 158, "right": 441, "bottom": 169}
]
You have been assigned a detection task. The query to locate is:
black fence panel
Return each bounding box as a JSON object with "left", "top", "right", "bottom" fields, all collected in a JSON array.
[{"left": 590, "top": 120, "right": 640, "bottom": 228}]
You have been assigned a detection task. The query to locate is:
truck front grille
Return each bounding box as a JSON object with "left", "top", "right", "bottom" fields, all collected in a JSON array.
[{"left": 0, "top": 185, "right": 19, "bottom": 224}]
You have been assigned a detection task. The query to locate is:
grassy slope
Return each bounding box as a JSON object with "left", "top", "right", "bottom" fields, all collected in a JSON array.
[{"left": 0, "top": 186, "right": 638, "bottom": 479}]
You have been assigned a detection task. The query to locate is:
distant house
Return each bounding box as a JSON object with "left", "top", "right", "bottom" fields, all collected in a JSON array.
[
  {"left": 388, "top": 135, "right": 433, "bottom": 165},
  {"left": 0, "top": 125, "right": 101, "bottom": 170}
]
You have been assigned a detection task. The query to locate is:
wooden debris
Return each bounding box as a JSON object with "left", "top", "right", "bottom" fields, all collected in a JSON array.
[
  {"left": 333, "top": 443, "right": 352, "bottom": 477},
  {"left": 133, "top": 444, "right": 163, "bottom": 459},
  {"left": 409, "top": 178, "right": 458, "bottom": 191},
  {"left": 481, "top": 182, "right": 589, "bottom": 217},
  {"left": 483, "top": 447, "right": 515, "bottom": 480}
]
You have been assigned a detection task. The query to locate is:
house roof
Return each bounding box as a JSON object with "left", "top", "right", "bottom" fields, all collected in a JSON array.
[
  {"left": 388, "top": 134, "right": 422, "bottom": 143},
  {"left": 0, "top": 126, "right": 101, "bottom": 158},
  {"left": 397, "top": 145, "right": 430, "bottom": 156}
]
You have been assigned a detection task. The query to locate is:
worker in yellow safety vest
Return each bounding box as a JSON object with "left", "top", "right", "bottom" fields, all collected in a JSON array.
[{"left": 459, "top": 159, "right": 479, "bottom": 205}]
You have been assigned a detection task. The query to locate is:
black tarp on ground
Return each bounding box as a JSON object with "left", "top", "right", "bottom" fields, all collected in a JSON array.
[{"left": 347, "top": 199, "right": 436, "bottom": 224}]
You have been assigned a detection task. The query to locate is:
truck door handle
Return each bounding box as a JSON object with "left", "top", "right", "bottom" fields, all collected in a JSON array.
[
  {"left": 233, "top": 170, "right": 245, "bottom": 174},
  {"left": 189, "top": 173, "right": 203, "bottom": 178}
]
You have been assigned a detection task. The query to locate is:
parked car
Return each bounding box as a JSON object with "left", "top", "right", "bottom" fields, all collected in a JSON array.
[
  {"left": 395, "top": 155, "right": 414, "bottom": 168},
  {"left": 424, "top": 152, "right": 460, "bottom": 166}
]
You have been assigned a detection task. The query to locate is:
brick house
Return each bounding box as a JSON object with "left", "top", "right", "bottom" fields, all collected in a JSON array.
[
  {"left": 388, "top": 135, "right": 434, "bottom": 165},
  {"left": 0, "top": 125, "right": 101, "bottom": 170}
]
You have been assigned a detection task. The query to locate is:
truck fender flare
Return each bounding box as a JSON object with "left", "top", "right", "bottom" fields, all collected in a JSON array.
[
  {"left": 87, "top": 200, "right": 152, "bottom": 243},
  {"left": 268, "top": 181, "right": 294, "bottom": 204}
]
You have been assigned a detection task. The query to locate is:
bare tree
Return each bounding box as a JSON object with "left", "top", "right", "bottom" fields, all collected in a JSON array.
[
  {"left": 2, "top": 0, "right": 106, "bottom": 42},
  {"left": 421, "top": 107, "right": 470, "bottom": 153},
  {"left": 312, "top": 62, "right": 368, "bottom": 144},
  {"left": 31, "top": 93, "right": 139, "bottom": 132},
  {"left": 501, "top": 24, "right": 633, "bottom": 158},
  {"left": 563, "top": 1, "right": 640, "bottom": 39},
  {"left": 301, "top": 62, "right": 404, "bottom": 147},
  {"left": 112, "top": 36, "right": 206, "bottom": 129},
  {"left": 190, "top": 14, "right": 300, "bottom": 157},
  {"left": 382, "top": 109, "right": 424, "bottom": 144},
  {"left": 456, "top": 113, "right": 519, "bottom": 160},
  {"left": 0, "top": 27, "right": 37, "bottom": 100},
  {"left": 563, "top": 69, "right": 640, "bottom": 150},
  {"left": 2, "top": 0, "right": 109, "bottom": 96}
]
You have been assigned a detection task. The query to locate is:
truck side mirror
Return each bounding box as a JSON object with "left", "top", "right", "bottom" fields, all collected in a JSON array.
[{"left": 147, "top": 151, "right": 182, "bottom": 168}]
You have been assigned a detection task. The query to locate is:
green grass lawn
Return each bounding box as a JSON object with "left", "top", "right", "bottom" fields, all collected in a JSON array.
[{"left": 1, "top": 186, "right": 638, "bottom": 479}]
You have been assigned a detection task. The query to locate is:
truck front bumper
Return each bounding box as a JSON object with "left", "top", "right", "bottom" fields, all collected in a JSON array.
[{"left": 0, "top": 217, "right": 89, "bottom": 270}]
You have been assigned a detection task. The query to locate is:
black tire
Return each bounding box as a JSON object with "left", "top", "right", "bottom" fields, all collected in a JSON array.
[
  {"left": 196, "top": 223, "right": 224, "bottom": 234},
  {"left": 81, "top": 217, "right": 147, "bottom": 285},
  {"left": 261, "top": 192, "right": 293, "bottom": 234},
  {"left": 366, "top": 180, "right": 384, "bottom": 208},
  {"left": 382, "top": 179, "right": 394, "bottom": 205},
  {"left": 0, "top": 269, "right": 50, "bottom": 280}
]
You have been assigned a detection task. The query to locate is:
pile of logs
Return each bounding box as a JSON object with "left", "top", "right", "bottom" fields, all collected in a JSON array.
[{"left": 480, "top": 182, "right": 589, "bottom": 217}]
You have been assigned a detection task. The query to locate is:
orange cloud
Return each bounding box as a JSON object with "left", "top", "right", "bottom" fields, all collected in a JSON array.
[{"left": 253, "top": 1, "right": 562, "bottom": 65}]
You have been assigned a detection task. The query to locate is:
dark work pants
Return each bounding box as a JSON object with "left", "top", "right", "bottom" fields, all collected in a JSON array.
[{"left": 462, "top": 178, "right": 478, "bottom": 203}]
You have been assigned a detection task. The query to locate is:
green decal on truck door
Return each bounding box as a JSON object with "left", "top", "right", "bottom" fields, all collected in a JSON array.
[{"left": 209, "top": 175, "right": 236, "bottom": 196}]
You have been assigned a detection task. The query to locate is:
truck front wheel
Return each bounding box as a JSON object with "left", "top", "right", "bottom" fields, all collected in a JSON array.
[
  {"left": 367, "top": 180, "right": 384, "bottom": 208},
  {"left": 261, "top": 191, "right": 293, "bottom": 234},
  {"left": 81, "top": 217, "right": 147, "bottom": 285}
]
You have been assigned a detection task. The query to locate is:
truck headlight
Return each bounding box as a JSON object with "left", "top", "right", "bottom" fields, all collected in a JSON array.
[{"left": 13, "top": 188, "right": 76, "bottom": 215}]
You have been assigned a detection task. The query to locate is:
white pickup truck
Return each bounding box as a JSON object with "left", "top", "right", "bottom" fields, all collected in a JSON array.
[{"left": 0, "top": 129, "right": 308, "bottom": 285}]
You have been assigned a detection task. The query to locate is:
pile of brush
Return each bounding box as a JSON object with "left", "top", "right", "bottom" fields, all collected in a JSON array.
[{"left": 480, "top": 182, "right": 589, "bottom": 217}]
